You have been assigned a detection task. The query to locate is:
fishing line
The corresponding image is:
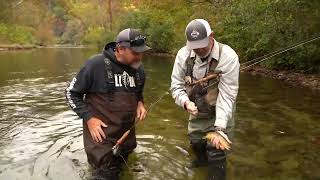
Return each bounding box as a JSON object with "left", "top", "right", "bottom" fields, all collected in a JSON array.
[
  {"left": 240, "top": 35, "right": 320, "bottom": 68},
  {"left": 204, "top": 35, "right": 320, "bottom": 90}
]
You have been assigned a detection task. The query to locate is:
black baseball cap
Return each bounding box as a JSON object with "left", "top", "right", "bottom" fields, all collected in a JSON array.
[
  {"left": 185, "top": 19, "right": 212, "bottom": 50},
  {"left": 116, "top": 28, "right": 151, "bottom": 53}
]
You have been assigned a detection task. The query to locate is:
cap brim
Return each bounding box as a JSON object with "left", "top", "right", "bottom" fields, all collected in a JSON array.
[
  {"left": 130, "top": 45, "right": 151, "bottom": 53},
  {"left": 186, "top": 37, "right": 209, "bottom": 50}
]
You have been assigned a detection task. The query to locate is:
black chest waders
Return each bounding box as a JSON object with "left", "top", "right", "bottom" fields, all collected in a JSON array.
[{"left": 83, "top": 57, "right": 143, "bottom": 179}]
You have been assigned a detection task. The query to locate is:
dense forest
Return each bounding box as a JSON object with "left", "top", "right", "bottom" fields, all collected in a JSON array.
[{"left": 0, "top": 0, "right": 319, "bottom": 72}]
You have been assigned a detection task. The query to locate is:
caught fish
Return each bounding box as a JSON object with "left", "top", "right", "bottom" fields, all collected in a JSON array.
[{"left": 203, "top": 131, "right": 232, "bottom": 150}]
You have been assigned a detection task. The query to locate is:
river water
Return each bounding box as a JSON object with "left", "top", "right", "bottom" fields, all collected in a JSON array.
[{"left": 0, "top": 48, "right": 319, "bottom": 180}]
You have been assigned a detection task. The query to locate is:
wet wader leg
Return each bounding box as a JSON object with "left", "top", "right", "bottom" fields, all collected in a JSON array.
[
  {"left": 190, "top": 139, "right": 208, "bottom": 167},
  {"left": 188, "top": 117, "right": 215, "bottom": 168},
  {"left": 188, "top": 118, "right": 228, "bottom": 180},
  {"left": 90, "top": 152, "right": 130, "bottom": 180},
  {"left": 206, "top": 141, "right": 227, "bottom": 180},
  {"left": 189, "top": 135, "right": 227, "bottom": 180}
]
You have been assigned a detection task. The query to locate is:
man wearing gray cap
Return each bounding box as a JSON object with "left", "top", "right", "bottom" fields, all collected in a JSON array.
[
  {"left": 170, "top": 19, "right": 240, "bottom": 179},
  {"left": 66, "top": 28, "right": 151, "bottom": 179}
]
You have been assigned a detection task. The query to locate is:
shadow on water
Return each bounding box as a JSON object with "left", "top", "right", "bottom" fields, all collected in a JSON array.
[{"left": 0, "top": 49, "right": 319, "bottom": 180}]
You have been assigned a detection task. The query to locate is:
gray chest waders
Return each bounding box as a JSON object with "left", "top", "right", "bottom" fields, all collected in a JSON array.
[
  {"left": 186, "top": 43, "right": 229, "bottom": 180},
  {"left": 185, "top": 42, "right": 224, "bottom": 118}
]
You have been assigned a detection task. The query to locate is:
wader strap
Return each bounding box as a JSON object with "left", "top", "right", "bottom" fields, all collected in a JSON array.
[
  {"left": 185, "top": 51, "right": 196, "bottom": 84},
  {"left": 209, "top": 59, "right": 218, "bottom": 73},
  {"left": 209, "top": 42, "right": 224, "bottom": 73},
  {"left": 134, "top": 68, "right": 144, "bottom": 94},
  {"left": 104, "top": 57, "right": 115, "bottom": 93},
  {"left": 186, "top": 55, "right": 196, "bottom": 77},
  {"left": 135, "top": 69, "right": 143, "bottom": 87}
]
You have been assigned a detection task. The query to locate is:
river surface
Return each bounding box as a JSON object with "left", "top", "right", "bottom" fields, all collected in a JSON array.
[{"left": 0, "top": 48, "right": 319, "bottom": 180}]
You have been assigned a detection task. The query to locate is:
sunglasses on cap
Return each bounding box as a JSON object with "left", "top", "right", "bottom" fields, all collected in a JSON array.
[{"left": 121, "top": 35, "right": 146, "bottom": 47}]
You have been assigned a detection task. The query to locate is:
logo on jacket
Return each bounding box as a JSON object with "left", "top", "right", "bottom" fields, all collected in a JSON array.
[{"left": 114, "top": 71, "right": 136, "bottom": 88}]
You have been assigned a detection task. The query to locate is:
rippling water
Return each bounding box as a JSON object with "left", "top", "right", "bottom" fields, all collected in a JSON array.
[{"left": 0, "top": 48, "right": 319, "bottom": 180}]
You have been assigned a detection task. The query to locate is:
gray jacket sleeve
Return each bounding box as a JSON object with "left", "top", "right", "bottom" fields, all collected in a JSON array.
[
  {"left": 170, "top": 47, "right": 190, "bottom": 108},
  {"left": 214, "top": 47, "right": 240, "bottom": 128}
]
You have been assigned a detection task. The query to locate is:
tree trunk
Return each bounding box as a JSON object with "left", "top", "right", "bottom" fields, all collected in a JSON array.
[{"left": 108, "top": 0, "right": 112, "bottom": 31}]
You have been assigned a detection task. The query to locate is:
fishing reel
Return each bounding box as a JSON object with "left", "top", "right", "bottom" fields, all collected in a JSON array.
[{"left": 112, "top": 145, "right": 120, "bottom": 157}]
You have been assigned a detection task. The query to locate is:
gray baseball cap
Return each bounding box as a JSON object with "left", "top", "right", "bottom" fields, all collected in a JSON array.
[
  {"left": 185, "top": 19, "right": 212, "bottom": 50},
  {"left": 116, "top": 28, "right": 151, "bottom": 53}
]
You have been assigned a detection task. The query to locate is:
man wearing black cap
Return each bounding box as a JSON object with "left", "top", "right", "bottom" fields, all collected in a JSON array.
[
  {"left": 65, "top": 28, "right": 151, "bottom": 179},
  {"left": 170, "top": 19, "right": 240, "bottom": 179}
]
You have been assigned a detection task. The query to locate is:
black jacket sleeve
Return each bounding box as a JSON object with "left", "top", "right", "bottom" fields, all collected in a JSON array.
[{"left": 65, "top": 61, "right": 93, "bottom": 122}]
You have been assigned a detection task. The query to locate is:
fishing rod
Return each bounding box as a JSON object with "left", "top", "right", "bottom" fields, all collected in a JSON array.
[
  {"left": 241, "top": 35, "right": 320, "bottom": 71},
  {"left": 112, "top": 34, "right": 320, "bottom": 156},
  {"left": 203, "top": 35, "right": 320, "bottom": 90},
  {"left": 111, "top": 90, "right": 171, "bottom": 172},
  {"left": 112, "top": 90, "right": 170, "bottom": 155}
]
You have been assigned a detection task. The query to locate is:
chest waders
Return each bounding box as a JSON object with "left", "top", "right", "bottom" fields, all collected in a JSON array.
[
  {"left": 185, "top": 43, "right": 224, "bottom": 141},
  {"left": 185, "top": 42, "right": 228, "bottom": 180},
  {"left": 83, "top": 57, "right": 143, "bottom": 179},
  {"left": 185, "top": 43, "right": 224, "bottom": 118}
]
